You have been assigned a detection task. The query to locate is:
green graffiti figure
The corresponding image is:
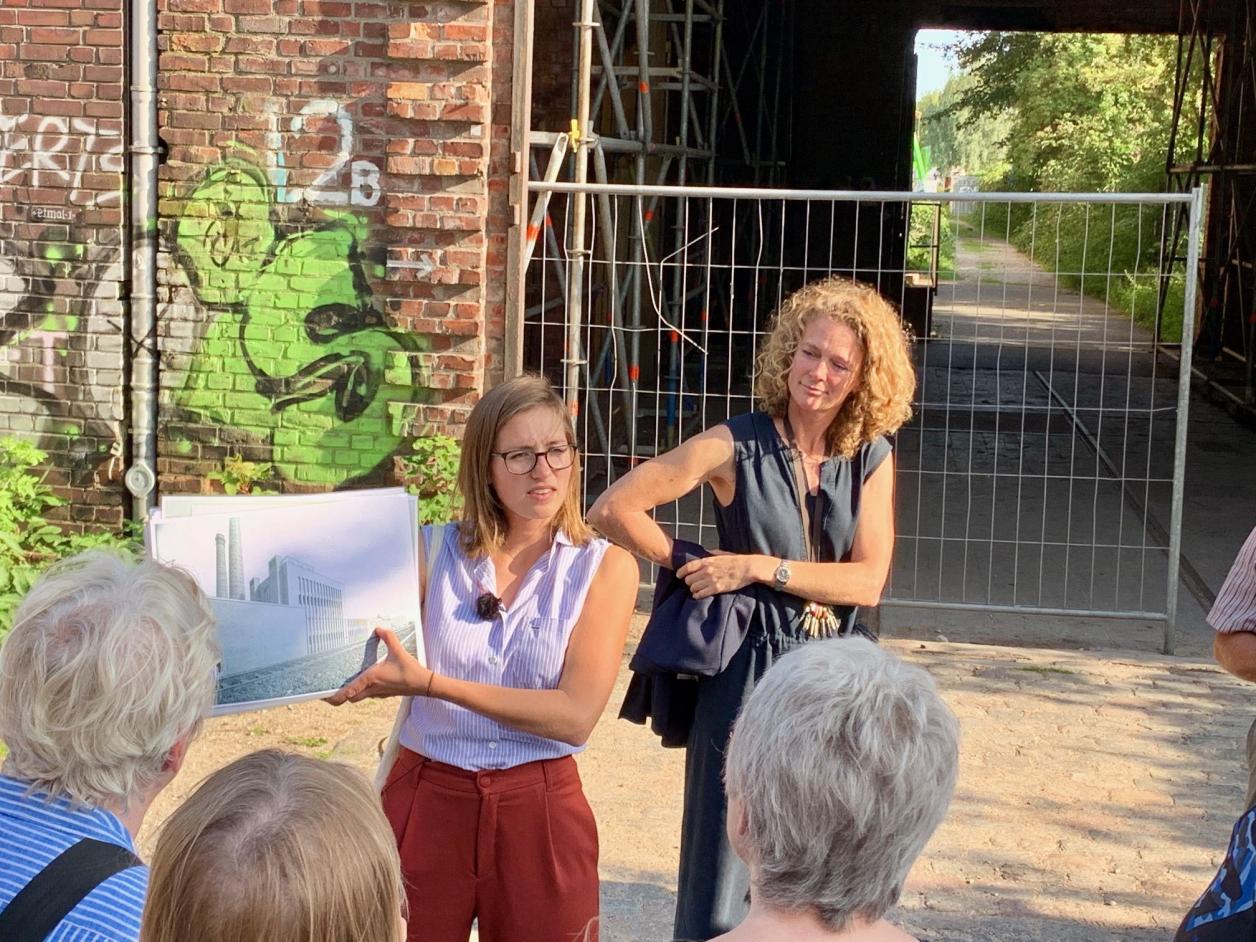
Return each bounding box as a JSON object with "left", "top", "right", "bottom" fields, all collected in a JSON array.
[{"left": 176, "top": 154, "right": 423, "bottom": 487}]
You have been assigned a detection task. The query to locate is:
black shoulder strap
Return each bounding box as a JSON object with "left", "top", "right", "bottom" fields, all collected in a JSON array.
[{"left": 0, "top": 837, "right": 142, "bottom": 941}]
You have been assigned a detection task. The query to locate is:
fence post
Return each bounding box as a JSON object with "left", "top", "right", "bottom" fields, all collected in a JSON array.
[{"left": 1164, "top": 185, "right": 1204, "bottom": 655}]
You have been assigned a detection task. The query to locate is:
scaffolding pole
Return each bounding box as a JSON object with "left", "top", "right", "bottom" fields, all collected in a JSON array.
[
  {"left": 1161, "top": 0, "right": 1256, "bottom": 420},
  {"left": 525, "top": 0, "right": 789, "bottom": 452}
]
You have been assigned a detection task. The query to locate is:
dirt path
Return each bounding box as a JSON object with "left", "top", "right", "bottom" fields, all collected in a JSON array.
[{"left": 140, "top": 620, "right": 1252, "bottom": 942}]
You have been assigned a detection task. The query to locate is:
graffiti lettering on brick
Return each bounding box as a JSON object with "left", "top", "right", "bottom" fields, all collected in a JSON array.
[
  {"left": 1, "top": 106, "right": 127, "bottom": 475},
  {"left": 0, "top": 115, "right": 124, "bottom": 208},
  {"left": 275, "top": 100, "right": 382, "bottom": 208},
  {"left": 0, "top": 235, "right": 126, "bottom": 474}
]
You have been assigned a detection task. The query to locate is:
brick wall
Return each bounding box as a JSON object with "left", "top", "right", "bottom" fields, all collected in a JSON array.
[
  {"left": 0, "top": 0, "right": 128, "bottom": 527},
  {"left": 156, "top": 0, "right": 518, "bottom": 492}
]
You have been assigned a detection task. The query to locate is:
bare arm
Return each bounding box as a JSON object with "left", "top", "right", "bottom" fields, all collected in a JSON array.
[
  {"left": 1215, "top": 630, "right": 1256, "bottom": 682},
  {"left": 588, "top": 425, "right": 736, "bottom": 566},
  {"left": 327, "top": 546, "right": 639, "bottom": 746},
  {"left": 675, "top": 454, "right": 896, "bottom": 608}
]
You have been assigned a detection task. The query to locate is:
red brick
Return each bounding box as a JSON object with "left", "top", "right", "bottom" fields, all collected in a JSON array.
[
  {"left": 303, "top": 0, "right": 351, "bottom": 14},
  {"left": 161, "top": 52, "right": 209, "bottom": 71},
  {"left": 84, "top": 28, "right": 122, "bottom": 44},
  {"left": 19, "top": 42, "right": 70, "bottom": 58},
  {"left": 19, "top": 10, "right": 70, "bottom": 24},
  {"left": 236, "top": 55, "right": 288, "bottom": 74},
  {"left": 84, "top": 100, "right": 123, "bottom": 118},
  {"left": 167, "top": 0, "right": 221, "bottom": 13},
  {"left": 237, "top": 14, "right": 286, "bottom": 31},
  {"left": 221, "top": 74, "right": 272, "bottom": 92},
  {"left": 160, "top": 71, "right": 220, "bottom": 92},
  {"left": 158, "top": 13, "right": 207, "bottom": 29},
  {"left": 172, "top": 32, "right": 224, "bottom": 52},
  {"left": 34, "top": 97, "right": 82, "bottom": 116},
  {"left": 223, "top": 35, "right": 274, "bottom": 53},
  {"left": 442, "top": 23, "right": 486, "bottom": 41},
  {"left": 300, "top": 38, "right": 351, "bottom": 55},
  {"left": 15, "top": 78, "right": 67, "bottom": 95}
]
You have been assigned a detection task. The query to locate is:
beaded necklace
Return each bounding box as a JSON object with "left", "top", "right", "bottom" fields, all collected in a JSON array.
[{"left": 782, "top": 414, "right": 841, "bottom": 638}]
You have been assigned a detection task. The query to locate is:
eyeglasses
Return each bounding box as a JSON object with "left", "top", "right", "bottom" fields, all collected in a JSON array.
[{"left": 491, "top": 444, "right": 575, "bottom": 475}]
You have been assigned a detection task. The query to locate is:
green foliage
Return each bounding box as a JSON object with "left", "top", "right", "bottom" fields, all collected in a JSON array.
[
  {"left": 402, "top": 435, "right": 463, "bottom": 525},
  {"left": 0, "top": 438, "right": 138, "bottom": 641},
  {"left": 943, "top": 32, "right": 1199, "bottom": 338},
  {"left": 918, "top": 72, "right": 1011, "bottom": 177},
  {"left": 906, "top": 203, "right": 958, "bottom": 282},
  {"left": 283, "top": 735, "right": 328, "bottom": 748},
  {"left": 207, "top": 454, "right": 279, "bottom": 495},
  {"left": 951, "top": 33, "right": 1178, "bottom": 193}
]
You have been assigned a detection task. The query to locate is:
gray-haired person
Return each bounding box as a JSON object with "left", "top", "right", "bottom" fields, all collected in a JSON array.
[
  {"left": 0, "top": 551, "right": 219, "bottom": 942},
  {"left": 714, "top": 638, "right": 959, "bottom": 942}
]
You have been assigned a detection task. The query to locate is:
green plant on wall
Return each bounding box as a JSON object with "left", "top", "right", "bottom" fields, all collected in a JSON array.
[
  {"left": 0, "top": 437, "right": 138, "bottom": 641},
  {"left": 207, "top": 454, "right": 280, "bottom": 495},
  {"left": 402, "top": 435, "right": 462, "bottom": 524},
  {"left": 173, "top": 151, "right": 430, "bottom": 488}
]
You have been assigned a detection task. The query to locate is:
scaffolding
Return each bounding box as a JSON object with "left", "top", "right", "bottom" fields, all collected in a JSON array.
[
  {"left": 1162, "top": 0, "right": 1256, "bottom": 419},
  {"left": 524, "top": 0, "right": 793, "bottom": 453}
]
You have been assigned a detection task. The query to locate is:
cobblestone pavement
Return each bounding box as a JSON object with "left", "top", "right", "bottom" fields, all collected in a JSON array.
[{"left": 144, "top": 633, "right": 1254, "bottom": 942}]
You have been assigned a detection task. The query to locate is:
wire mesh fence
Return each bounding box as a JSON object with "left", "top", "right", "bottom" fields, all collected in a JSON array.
[{"left": 521, "top": 182, "right": 1202, "bottom": 651}]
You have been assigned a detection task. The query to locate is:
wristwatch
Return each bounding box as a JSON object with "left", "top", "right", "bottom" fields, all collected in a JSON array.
[{"left": 772, "top": 558, "right": 792, "bottom": 590}]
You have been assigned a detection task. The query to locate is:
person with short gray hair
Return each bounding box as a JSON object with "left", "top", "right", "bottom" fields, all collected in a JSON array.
[
  {"left": 716, "top": 638, "right": 959, "bottom": 942},
  {"left": 0, "top": 550, "right": 219, "bottom": 942}
]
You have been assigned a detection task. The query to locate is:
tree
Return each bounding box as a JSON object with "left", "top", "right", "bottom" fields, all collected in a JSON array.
[
  {"left": 918, "top": 72, "right": 1010, "bottom": 179},
  {"left": 946, "top": 32, "right": 1179, "bottom": 193}
]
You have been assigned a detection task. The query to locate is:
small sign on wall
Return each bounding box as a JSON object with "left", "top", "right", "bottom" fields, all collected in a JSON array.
[{"left": 27, "top": 206, "right": 78, "bottom": 223}]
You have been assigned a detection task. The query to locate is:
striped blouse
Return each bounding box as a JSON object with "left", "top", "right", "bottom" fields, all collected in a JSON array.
[
  {"left": 1210, "top": 525, "right": 1256, "bottom": 633},
  {"left": 399, "top": 524, "right": 610, "bottom": 771},
  {"left": 0, "top": 775, "right": 147, "bottom": 942}
]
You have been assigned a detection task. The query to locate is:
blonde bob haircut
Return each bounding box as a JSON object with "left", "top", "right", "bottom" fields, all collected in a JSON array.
[
  {"left": 457, "top": 373, "right": 593, "bottom": 557},
  {"left": 0, "top": 550, "right": 218, "bottom": 807},
  {"left": 142, "top": 750, "right": 405, "bottom": 942},
  {"left": 754, "top": 276, "right": 916, "bottom": 458}
]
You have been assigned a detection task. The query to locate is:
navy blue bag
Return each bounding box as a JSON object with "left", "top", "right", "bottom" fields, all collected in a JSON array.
[{"left": 628, "top": 539, "right": 757, "bottom": 677}]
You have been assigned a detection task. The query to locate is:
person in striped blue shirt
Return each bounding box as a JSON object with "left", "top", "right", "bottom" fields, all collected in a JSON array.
[
  {"left": 329, "top": 375, "right": 639, "bottom": 942},
  {"left": 0, "top": 551, "right": 219, "bottom": 942}
]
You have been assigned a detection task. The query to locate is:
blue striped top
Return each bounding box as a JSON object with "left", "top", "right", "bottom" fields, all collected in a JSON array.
[
  {"left": 400, "top": 524, "right": 610, "bottom": 771},
  {"left": 0, "top": 774, "right": 148, "bottom": 941}
]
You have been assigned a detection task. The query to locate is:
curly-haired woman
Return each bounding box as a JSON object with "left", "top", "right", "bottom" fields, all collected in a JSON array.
[{"left": 590, "top": 276, "right": 917, "bottom": 941}]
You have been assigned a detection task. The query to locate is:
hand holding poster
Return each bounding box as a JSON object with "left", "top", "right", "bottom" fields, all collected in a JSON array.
[{"left": 147, "top": 489, "right": 422, "bottom": 715}]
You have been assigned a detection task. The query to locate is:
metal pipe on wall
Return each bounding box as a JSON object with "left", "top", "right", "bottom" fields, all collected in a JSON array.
[{"left": 124, "top": 0, "right": 160, "bottom": 520}]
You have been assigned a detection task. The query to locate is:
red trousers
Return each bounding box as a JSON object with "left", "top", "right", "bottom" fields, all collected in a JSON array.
[{"left": 381, "top": 747, "right": 600, "bottom": 942}]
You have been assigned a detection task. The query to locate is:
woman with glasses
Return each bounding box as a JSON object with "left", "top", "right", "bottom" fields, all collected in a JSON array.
[{"left": 327, "top": 374, "right": 638, "bottom": 942}]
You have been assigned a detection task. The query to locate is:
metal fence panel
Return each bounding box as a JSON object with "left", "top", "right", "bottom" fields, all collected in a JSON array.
[{"left": 520, "top": 183, "right": 1202, "bottom": 652}]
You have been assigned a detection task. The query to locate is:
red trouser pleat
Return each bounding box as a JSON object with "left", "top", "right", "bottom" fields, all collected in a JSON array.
[{"left": 381, "top": 747, "right": 600, "bottom": 942}]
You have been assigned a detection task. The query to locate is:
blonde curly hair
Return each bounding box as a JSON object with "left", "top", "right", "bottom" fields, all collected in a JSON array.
[{"left": 754, "top": 277, "right": 915, "bottom": 458}]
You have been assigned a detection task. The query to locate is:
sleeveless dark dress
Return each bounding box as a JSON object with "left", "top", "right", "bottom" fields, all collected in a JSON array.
[{"left": 668, "top": 411, "right": 893, "bottom": 941}]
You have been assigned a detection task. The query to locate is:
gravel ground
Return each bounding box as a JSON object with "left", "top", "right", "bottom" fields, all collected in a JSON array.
[{"left": 141, "top": 625, "right": 1252, "bottom": 942}]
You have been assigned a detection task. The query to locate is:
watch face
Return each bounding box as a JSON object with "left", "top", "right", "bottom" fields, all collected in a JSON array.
[{"left": 775, "top": 564, "right": 790, "bottom": 583}]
